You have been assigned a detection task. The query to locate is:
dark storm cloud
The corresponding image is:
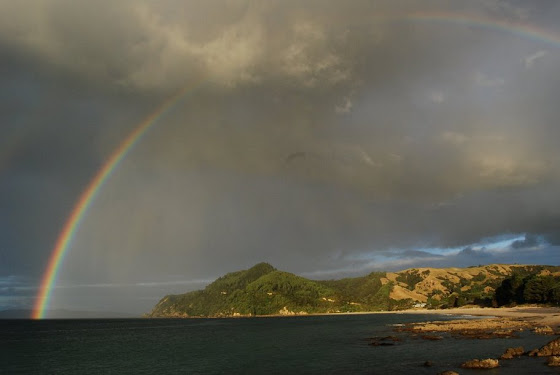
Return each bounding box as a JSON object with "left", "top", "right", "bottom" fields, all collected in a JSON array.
[
  {"left": 511, "top": 234, "right": 541, "bottom": 249},
  {"left": 0, "top": 49, "right": 149, "bottom": 279},
  {"left": 1, "top": 0, "right": 560, "bottom": 314},
  {"left": 457, "top": 247, "right": 493, "bottom": 259}
]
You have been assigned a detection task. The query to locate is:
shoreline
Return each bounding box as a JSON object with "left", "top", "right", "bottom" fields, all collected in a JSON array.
[
  {"left": 147, "top": 306, "right": 560, "bottom": 325},
  {"left": 396, "top": 306, "right": 560, "bottom": 329},
  {"left": 15, "top": 306, "right": 560, "bottom": 321},
  {"left": 256, "top": 306, "right": 560, "bottom": 329}
]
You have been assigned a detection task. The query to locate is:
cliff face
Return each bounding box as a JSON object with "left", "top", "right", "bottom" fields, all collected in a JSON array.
[{"left": 148, "top": 263, "right": 560, "bottom": 317}]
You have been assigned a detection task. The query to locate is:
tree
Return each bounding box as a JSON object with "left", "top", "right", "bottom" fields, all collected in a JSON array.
[
  {"left": 494, "top": 274, "right": 525, "bottom": 306},
  {"left": 523, "top": 275, "right": 555, "bottom": 303}
]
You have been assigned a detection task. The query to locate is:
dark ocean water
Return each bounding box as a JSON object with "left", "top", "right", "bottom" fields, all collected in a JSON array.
[{"left": 1, "top": 314, "right": 559, "bottom": 374}]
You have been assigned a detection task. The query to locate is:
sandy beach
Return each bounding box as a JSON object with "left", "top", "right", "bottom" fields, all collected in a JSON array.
[{"left": 399, "top": 306, "right": 560, "bottom": 329}]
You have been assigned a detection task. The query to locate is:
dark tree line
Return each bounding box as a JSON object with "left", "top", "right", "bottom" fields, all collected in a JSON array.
[{"left": 495, "top": 274, "right": 560, "bottom": 306}]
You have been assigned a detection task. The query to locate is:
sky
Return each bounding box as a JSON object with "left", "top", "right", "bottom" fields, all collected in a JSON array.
[{"left": 1, "top": 0, "right": 560, "bottom": 316}]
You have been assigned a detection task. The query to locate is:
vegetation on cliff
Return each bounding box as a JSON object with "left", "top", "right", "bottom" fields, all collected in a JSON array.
[{"left": 148, "top": 263, "right": 560, "bottom": 317}]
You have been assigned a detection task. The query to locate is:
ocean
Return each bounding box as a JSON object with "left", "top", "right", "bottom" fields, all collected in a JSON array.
[{"left": 1, "top": 314, "right": 557, "bottom": 374}]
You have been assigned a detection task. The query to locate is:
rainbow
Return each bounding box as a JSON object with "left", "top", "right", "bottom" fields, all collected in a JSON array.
[
  {"left": 31, "top": 83, "right": 202, "bottom": 319},
  {"left": 406, "top": 11, "right": 560, "bottom": 48},
  {"left": 32, "top": 11, "right": 560, "bottom": 319}
]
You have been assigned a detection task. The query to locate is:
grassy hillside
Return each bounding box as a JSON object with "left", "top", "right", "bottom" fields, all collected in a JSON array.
[
  {"left": 148, "top": 263, "right": 560, "bottom": 317},
  {"left": 386, "top": 264, "right": 560, "bottom": 308}
]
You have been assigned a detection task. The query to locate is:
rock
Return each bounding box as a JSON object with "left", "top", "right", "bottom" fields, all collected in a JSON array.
[
  {"left": 278, "top": 306, "right": 296, "bottom": 316},
  {"left": 368, "top": 335, "right": 402, "bottom": 346},
  {"left": 461, "top": 358, "right": 499, "bottom": 369},
  {"left": 454, "top": 329, "right": 517, "bottom": 339},
  {"left": 421, "top": 334, "right": 444, "bottom": 340},
  {"left": 383, "top": 335, "right": 401, "bottom": 341},
  {"left": 438, "top": 371, "right": 459, "bottom": 375},
  {"left": 403, "top": 318, "right": 531, "bottom": 336},
  {"left": 534, "top": 326, "right": 555, "bottom": 335},
  {"left": 423, "top": 360, "right": 433, "bottom": 367},
  {"left": 368, "top": 341, "right": 395, "bottom": 346},
  {"left": 548, "top": 356, "right": 560, "bottom": 366},
  {"left": 500, "top": 346, "right": 524, "bottom": 359},
  {"left": 367, "top": 335, "right": 400, "bottom": 342},
  {"left": 528, "top": 337, "right": 560, "bottom": 357}
]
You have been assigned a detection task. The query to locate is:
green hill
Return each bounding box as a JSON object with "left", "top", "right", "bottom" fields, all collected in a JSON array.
[{"left": 148, "top": 263, "right": 560, "bottom": 318}]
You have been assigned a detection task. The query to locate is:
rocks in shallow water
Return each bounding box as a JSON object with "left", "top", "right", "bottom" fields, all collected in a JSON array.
[
  {"left": 534, "top": 326, "right": 555, "bottom": 335},
  {"left": 454, "top": 329, "right": 517, "bottom": 339},
  {"left": 528, "top": 337, "right": 560, "bottom": 357},
  {"left": 548, "top": 356, "right": 560, "bottom": 366},
  {"left": 422, "top": 360, "right": 433, "bottom": 367},
  {"left": 421, "top": 334, "right": 443, "bottom": 341},
  {"left": 461, "top": 358, "right": 499, "bottom": 369},
  {"left": 500, "top": 346, "right": 524, "bottom": 359},
  {"left": 366, "top": 335, "right": 399, "bottom": 341},
  {"left": 399, "top": 318, "right": 526, "bottom": 339},
  {"left": 367, "top": 335, "right": 400, "bottom": 346},
  {"left": 438, "top": 371, "right": 459, "bottom": 375},
  {"left": 368, "top": 341, "right": 395, "bottom": 346}
]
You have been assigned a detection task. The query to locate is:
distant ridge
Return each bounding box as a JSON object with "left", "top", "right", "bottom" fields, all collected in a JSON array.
[{"left": 148, "top": 263, "right": 560, "bottom": 318}]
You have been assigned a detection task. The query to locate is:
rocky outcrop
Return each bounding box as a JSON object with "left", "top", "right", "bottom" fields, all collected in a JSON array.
[
  {"left": 367, "top": 335, "right": 400, "bottom": 346},
  {"left": 367, "top": 335, "right": 400, "bottom": 342},
  {"left": 278, "top": 306, "right": 295, "bottom": 316},
  {"left": 500, "top": 346, "right": 524, "bottom": 359},
  {"left": 458, "top": 329, "right": 517, "bottom": 339},
  {"left": 534, "top": 326, "right": 555, "bottom": 335},
  {"left": 548, "top": 356, "right": 560, "bottom": 366},
  {"left": 420, "top": 334, "right": 444, "bottom": 340},
  {"left": 438, "top": 371, "right": 459, "bottom": 375},
  {"left": 368, "top": 341, "right": 395, "bottom": 346},
  {"left": 461, "top": 358, "right": 499, "bottom": 369},
  {"left": 398, "top": 318, "right": 528, "bottom": 339},
  {"left": 529, "top": 337, "right": 560, "bottom": 357}
]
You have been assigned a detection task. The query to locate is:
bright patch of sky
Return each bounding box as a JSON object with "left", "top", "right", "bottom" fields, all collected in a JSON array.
[
  {"left": 350, "top": 233, "right": 531, "bottom": 262},
  {"left": 415, "top": 234, "right": 526, "bottom": 256}
]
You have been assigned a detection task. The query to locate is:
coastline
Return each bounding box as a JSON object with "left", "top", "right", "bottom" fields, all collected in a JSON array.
[
  {"left": 387, "top": 306, "right": 560, "bottom": 371},
  {"left": 149, "top": 306, "right": 560, "bottom": 325},
  {"left": 397, "top": 306, "right": 560, "bottom": 329}
]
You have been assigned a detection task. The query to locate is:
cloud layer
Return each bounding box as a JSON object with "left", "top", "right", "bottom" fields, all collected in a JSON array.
[{"left": 1, "top": 0, "right": 560, "bottom": 314}]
